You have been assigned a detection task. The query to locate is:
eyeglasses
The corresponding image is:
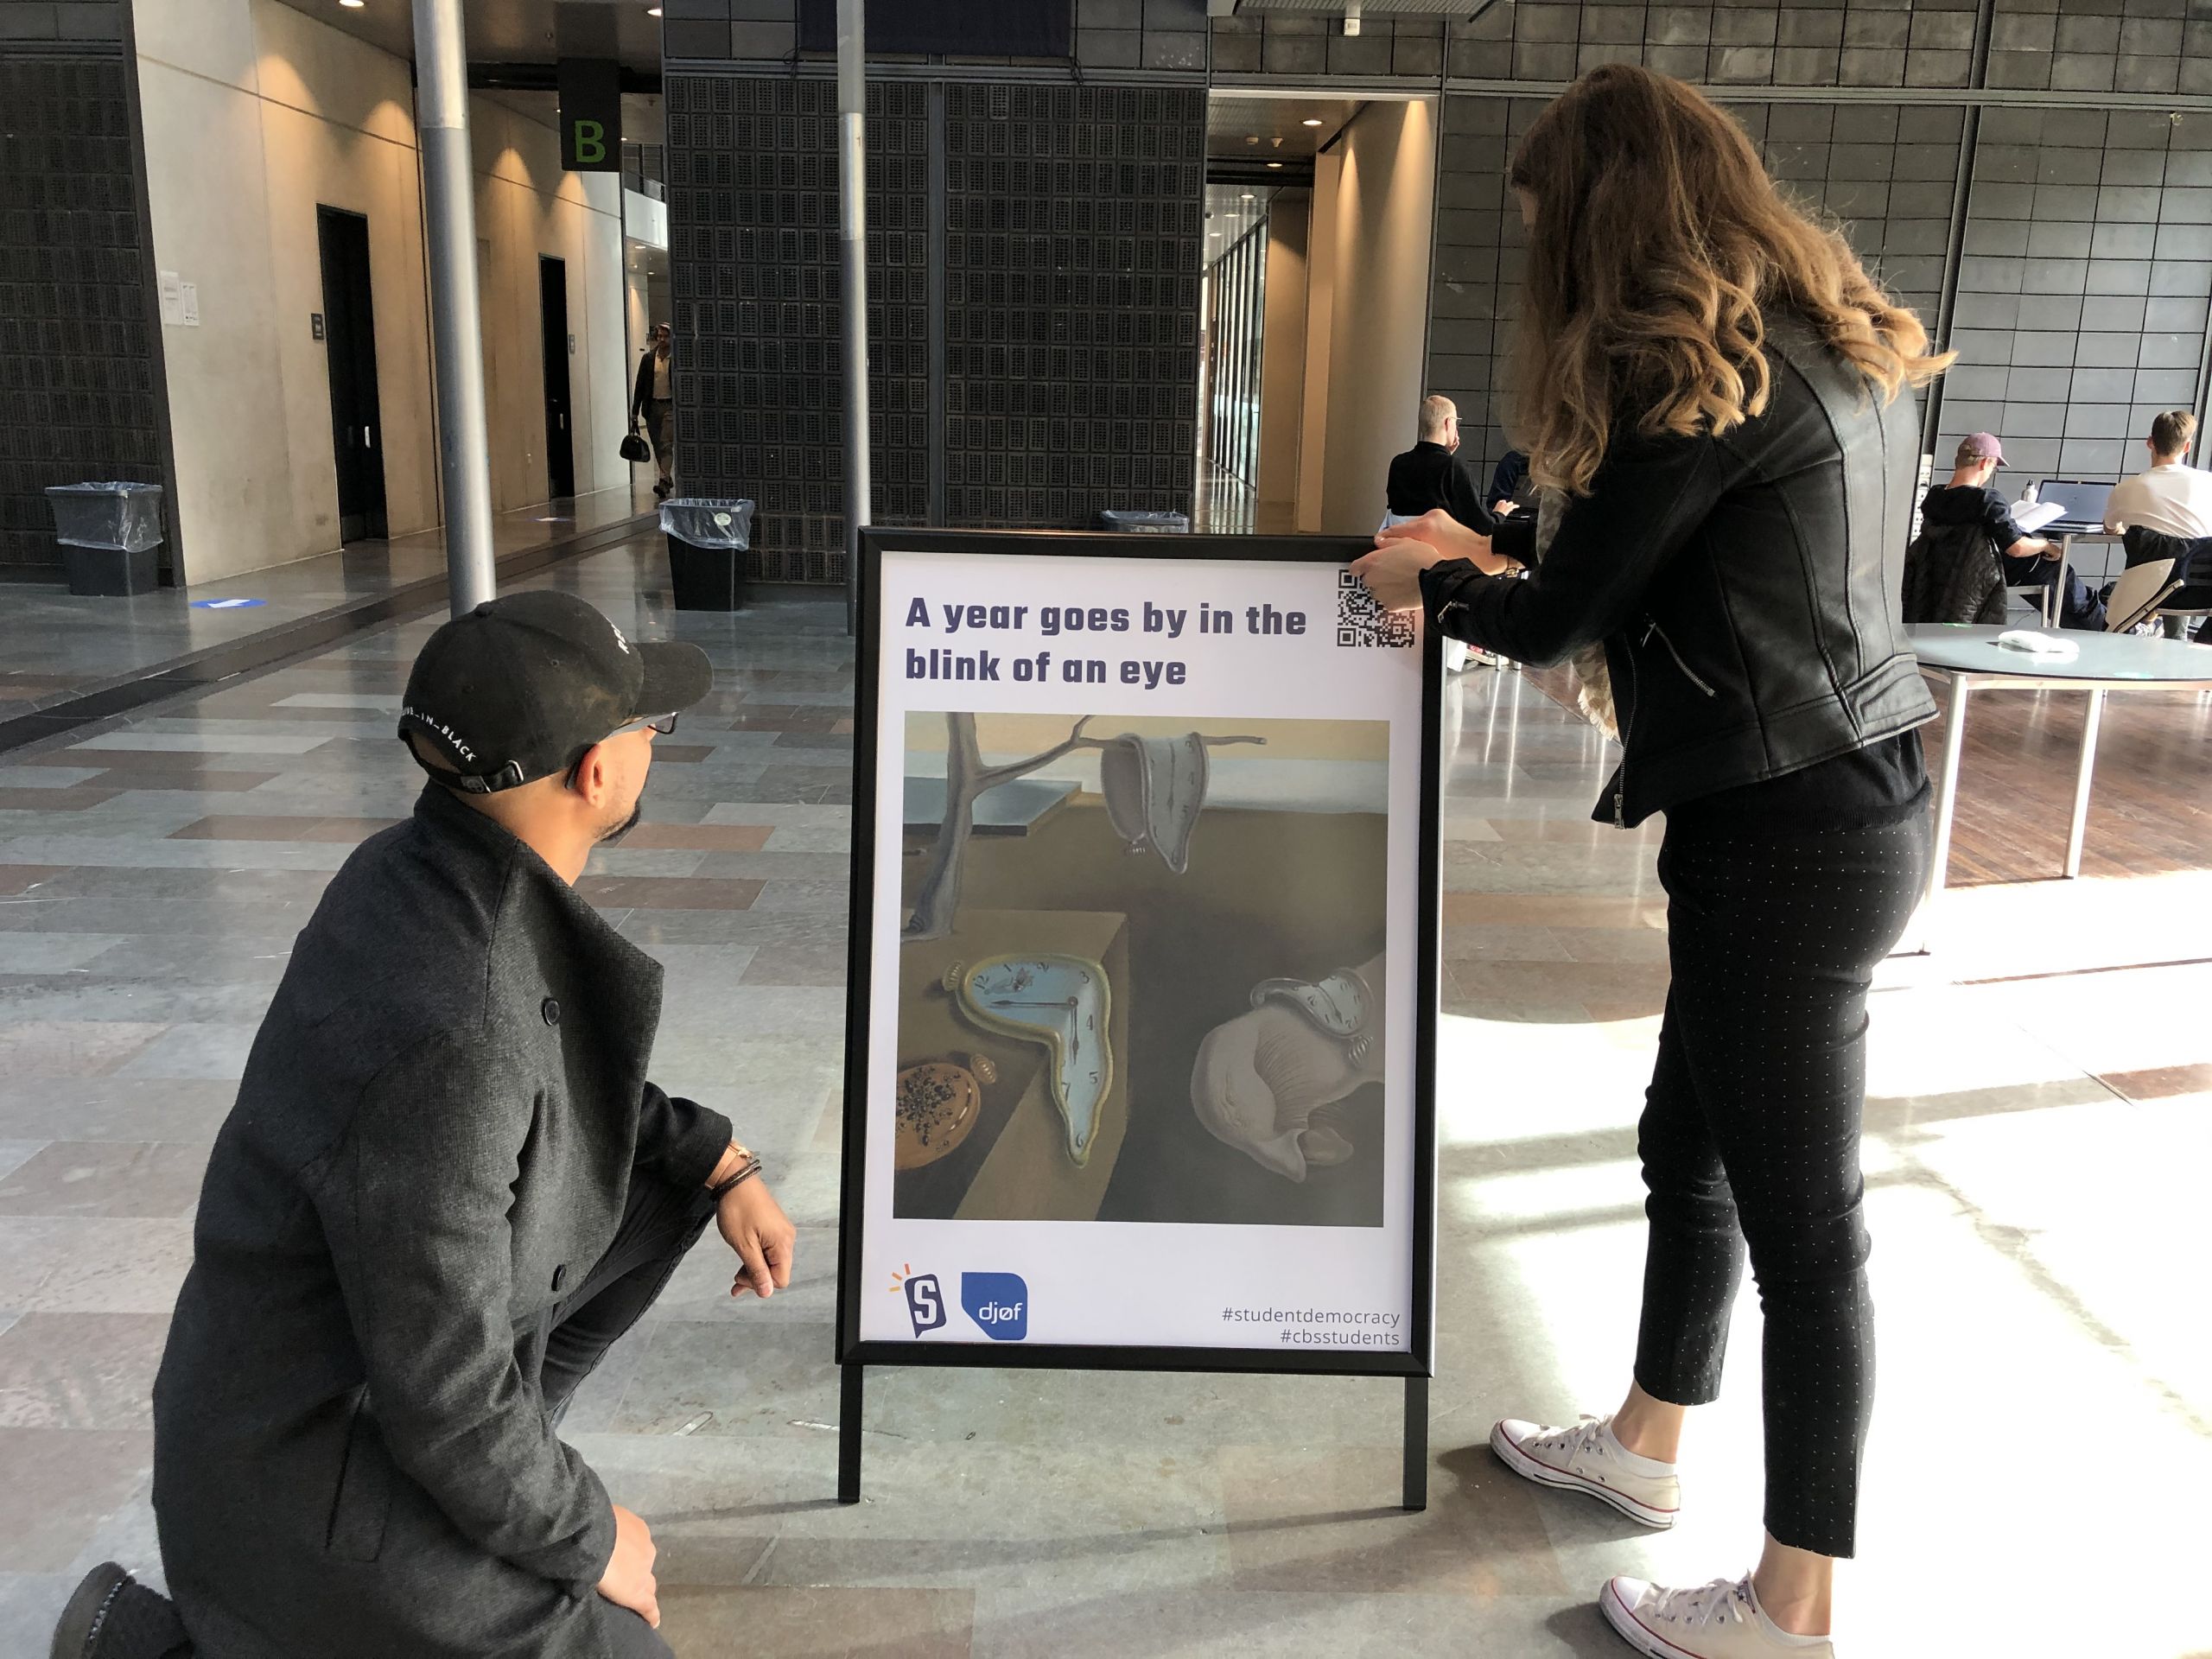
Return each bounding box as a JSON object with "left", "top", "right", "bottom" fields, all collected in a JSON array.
[{"left": 565, "top": 714, "right": 677, "bottom": 787}]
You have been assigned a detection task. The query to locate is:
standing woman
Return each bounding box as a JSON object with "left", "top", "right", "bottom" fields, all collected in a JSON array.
[
  {"left": 630, "top": 322, "right": 676, "bottom": 499},
  {"left": 1355, "top": 67, "right": 1948, "bottom": 1659}
]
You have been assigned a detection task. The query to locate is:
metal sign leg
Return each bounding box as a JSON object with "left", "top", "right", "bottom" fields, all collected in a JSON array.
[
  {"left": 1402, "top": 1375, "right": 1429, "bottom": 1511},
  {"left": 838, "top": 1363, "right": 864, "bottom": 1504}
]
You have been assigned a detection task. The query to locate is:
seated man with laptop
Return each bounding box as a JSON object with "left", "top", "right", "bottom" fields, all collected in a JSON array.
[
  {"left": 1916, "top": 432, "right": 2103, "bottom": 629},
  {"left": 2104, "top": 409, "right": 2212, "bottom": 640}
]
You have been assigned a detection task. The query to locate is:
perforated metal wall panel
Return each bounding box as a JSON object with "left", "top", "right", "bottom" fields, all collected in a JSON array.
[
  {"left": 0, "top": 54, "right": 165, "bottom": 574},
  {"left": 664, "top": 74, "right": 929, "bottom": 586},
  {"left": 942, "top": 82, "right": 1204, "bottom": 530},
  {"left": 1427, "top": 95, "right": 1977, "bottom": 482},
  {"left": 666, "top": 73, "right": 1205, "bottom": 579}
]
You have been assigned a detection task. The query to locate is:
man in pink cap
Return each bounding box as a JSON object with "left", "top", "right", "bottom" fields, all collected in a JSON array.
[{"left": 1918, "top": 431, "right": 2102, "bottom": 628}]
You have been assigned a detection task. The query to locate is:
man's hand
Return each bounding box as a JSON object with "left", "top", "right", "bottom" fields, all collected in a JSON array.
[
  {"left": 597, "top": 1504, "right": 659, "bottom": 1629},
  {"left": 717, "top": 1178, "right": 796, "bottom": 1299},
  {"left": 1492, "top": 499, "right": 1520, "bottom": 517}
]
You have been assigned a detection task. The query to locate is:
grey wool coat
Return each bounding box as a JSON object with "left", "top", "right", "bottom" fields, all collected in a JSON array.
[{"left": 152, "top": 784, "right": 731, "bottom": 1658}]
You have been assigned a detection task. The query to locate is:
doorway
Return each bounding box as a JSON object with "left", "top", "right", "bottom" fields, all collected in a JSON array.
[
  {"left": 316, "top": 207, "right": 387, "bottom": 541},
  {"left": 539, "top": 256, "right": 575, "bottom": 500}
]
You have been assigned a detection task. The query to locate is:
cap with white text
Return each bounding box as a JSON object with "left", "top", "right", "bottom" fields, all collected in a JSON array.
[{"left": 398, "top": 590, "right": 711, "bottom": 793}]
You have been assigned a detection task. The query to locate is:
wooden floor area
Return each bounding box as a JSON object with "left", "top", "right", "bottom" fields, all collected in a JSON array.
[
  {"left": 1520, "top": 660, "right": 2212, "bottom": 886},
  {"left": 1932, "top": 677, "right": 2212, "bottom": 886}
]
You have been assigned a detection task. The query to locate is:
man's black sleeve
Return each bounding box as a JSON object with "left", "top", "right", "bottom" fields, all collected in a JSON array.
[
  {"left": 1981, "top": 487, "right": 2031, "bottom": 547},
  {"left": 635, "top": 1083, "right": 734, "bottom": 1189}
]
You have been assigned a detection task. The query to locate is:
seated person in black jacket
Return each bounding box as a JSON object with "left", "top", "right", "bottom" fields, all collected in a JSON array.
[
  {"left": 1385, "top": 396, "right": 1497, "bottom": 533},
  {"left": 1921, "top": 431, "right": 2103, "bottom": 629}
]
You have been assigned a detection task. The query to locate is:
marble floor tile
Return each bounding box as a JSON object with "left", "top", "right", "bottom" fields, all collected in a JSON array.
[
  {"left": 658, "top": 1584, "right": 973, "bottom": 1657},
  {"left": 111, "top": 1023, "right": 261, "bottom": 1081},
  {"left": 0, "top": 1020, "right": 168, "bottom": 1077},
  {"left": 0, "top": 1079, "right": 236, "bottom": 1142},
  {"left": 10, "top": 1218, "right": 196, "bottom": 1314},
  {"left": 0, "top": 1428, "right": 152, "bottom": 1571},
  {"left": 610, "top": 1319, "right": 843, "bottom": 1439},
  {"left": 1220, "top": 1442, "right": 1570, "bottom": 1599},
  {"left": 0, "top": 1143, "right": 207, "bottom": 1219},
  {"left": 0, "top": 1312, "right": 168, "bottom": 1428}
]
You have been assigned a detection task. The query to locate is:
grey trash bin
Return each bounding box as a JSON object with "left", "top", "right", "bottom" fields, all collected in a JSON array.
[
  {"left": 46, "top": 481, "right": 164, "bottom": 595},
  {"left": 659, "top": 498, "right": 755, "bottom": 612},
  {"left": 1096, "top": 508, "right": 1189, "bottom": 533}
]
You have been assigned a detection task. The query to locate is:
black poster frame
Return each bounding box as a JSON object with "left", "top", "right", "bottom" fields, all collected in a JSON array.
[{"left": 834, "top": 527, "right": 1443, "bottom": 1505}]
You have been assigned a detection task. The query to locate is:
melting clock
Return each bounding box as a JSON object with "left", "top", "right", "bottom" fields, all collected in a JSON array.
[{"left": 944, "top": 952, "right": 1113, "bottom": 1166}]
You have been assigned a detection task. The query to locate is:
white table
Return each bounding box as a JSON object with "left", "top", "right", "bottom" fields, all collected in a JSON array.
[{"left": 1909, "top": 626, "right": 2212, "bottom": 937}]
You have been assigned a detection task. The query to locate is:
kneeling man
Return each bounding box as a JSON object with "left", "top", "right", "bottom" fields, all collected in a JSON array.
[{"left": 55, "top": 592, "right": 794, "bottom": 1659}]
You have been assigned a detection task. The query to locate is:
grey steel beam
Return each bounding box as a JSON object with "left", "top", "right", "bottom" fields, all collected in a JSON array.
[
  {"left": 837, "top": 0, "right": 870, "bottom": 635},
  {"left": 414, "top": 0, "right": 498, "bottom": 617}
]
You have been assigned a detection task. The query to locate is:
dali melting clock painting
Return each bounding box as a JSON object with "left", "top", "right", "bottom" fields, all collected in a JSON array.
[{"left": 892, "top": 709, "right": 1392, "bottom": 1229}]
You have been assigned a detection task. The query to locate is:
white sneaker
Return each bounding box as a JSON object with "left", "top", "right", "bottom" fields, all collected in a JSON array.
[
  {"left": 1601, "top": 1574, "right": 1834, "bottom": 1658},
  {"left": 1489, "top": 1414, "right": 1680, "bottom": 1528}
]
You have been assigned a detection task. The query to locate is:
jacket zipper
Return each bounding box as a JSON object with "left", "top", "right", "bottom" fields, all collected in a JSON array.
[
  {"left": 1643, "top": 620, "right": 1717, "bottom": 697},
  {"left": 1613, "top": 645, "right": 1637, "bottom": 827}
]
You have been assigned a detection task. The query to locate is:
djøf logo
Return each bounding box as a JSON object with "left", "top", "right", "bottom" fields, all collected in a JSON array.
[
  {"left": 889, "top": 1264, "right": 945, "bottom": 1337},
  {"left": 961, "top": 1272, "right": 1029, "bottom": 1341}
]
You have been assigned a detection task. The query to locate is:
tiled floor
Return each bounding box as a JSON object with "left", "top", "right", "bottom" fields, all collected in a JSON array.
[
  {"left": 0, "top": 537, "right": 2208, "bottom": 1657},
  {"left": 0, "top": 482, "right": 654, "bottom": 716}
]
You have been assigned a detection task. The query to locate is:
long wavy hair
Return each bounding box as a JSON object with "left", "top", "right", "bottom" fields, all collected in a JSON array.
[{"left": 1507, "top": 66, "right": 1952, "bottom": 495}]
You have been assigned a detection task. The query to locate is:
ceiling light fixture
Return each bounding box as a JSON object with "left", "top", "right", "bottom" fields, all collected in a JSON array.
[
  {"left": 646, "top": 4, "right": 662, "bottom": 14},
  {"left": 339, "top": 0, "right": 365, "bottom": 8},
  {"left": 1302, "top": 118, "right": 1322, "bottom": 128}
]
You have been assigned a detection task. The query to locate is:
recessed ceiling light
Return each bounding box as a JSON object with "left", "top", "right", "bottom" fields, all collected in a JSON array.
[
  {"left": 1302, "top": 118, "right": 1323, "bottom": 127},
  {"left": 1241, "top": 193, "right": 1254, "bottom": 200},
  {"left": 339, "top": 0, "right": 365, "bottom": 8},
  {"left": 646, "top": 4, "right": 662, "bottom": 13},
  {"left": 1267, "top": 161, "right": 1282, "bottom": 168}
]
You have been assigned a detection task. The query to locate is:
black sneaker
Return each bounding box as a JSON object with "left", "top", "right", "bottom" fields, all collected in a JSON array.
[{"left": 50, "top": 1563, "right": 190, "bottom": 1659}]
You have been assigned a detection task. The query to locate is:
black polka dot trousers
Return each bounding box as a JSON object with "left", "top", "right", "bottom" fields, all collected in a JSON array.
[{"left": 1631, "top": 808, "right": 1929, "bottom": 1560}]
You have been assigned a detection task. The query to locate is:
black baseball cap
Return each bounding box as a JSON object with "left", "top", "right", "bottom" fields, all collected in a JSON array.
[{"left": 398, "top": 590, "right": 713, "bottom": 793}]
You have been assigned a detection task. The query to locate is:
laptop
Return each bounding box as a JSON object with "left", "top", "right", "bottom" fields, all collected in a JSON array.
[{"left": 2030, "top": 480, "right": 2113, "bottom": 535}]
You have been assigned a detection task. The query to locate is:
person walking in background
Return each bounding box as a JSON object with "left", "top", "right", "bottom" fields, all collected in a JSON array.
[
  {"left": 630, "top": 323, "right": 676, "bottom": 499},
  {"left": 1386, "top": 394, "right": 1497, "bottom": 533},
  {"left": 53, "top": 594, "right": 797, "bottom": 1659},
  {"left": 1919, "top": 432, "right": 2103, "bottom": 628},
  {"left": 1354, "top": 65, "right": 1947, "bottom": 1658}
]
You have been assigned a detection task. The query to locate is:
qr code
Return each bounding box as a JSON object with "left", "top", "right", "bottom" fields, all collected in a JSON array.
[{"left": 1337, "top": 567, "right": 1417, "bottom": 649}]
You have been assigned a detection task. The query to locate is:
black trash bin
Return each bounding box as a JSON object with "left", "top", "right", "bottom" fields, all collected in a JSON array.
[
  {"left": 46, "top": 481, "right": 165, "bottom": 595},
  {"left": 1096, "top": 508, "right": 1189, "bottom": 533},
  {"left": 660, "top": 498, "right": 755, "bottom": 612}
]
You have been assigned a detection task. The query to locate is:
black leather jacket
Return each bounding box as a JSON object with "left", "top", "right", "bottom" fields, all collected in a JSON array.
[{"left": 1420, "top": 315, "right": 1939, "bottom": 827}]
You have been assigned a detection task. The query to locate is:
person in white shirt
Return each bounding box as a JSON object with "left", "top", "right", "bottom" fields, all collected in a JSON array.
[{"left": 2103, "top": 410, "right": 2212, "bottom": 539}]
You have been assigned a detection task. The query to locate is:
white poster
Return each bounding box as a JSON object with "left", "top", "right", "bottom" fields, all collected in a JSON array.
[{"left": 842, "top": 535, "right": 1437, "bottom": 1367}]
